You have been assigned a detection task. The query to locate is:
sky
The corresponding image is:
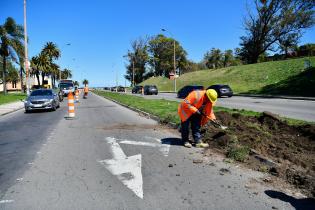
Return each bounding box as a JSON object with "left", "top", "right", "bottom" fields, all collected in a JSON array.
[{"left": 1, "top": 0, "right": 314, "bottom": 87}]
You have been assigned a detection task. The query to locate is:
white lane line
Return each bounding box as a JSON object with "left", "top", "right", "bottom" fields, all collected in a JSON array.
[
  {"left": 120, "top": 139, "right": 170, "bottom": 157},
  {"left": 146, "top": 136, "right": 171, "bottom": 157},
  {"left": 0, "top": 200, "right": 14, "bottom": 204},
  {"left": 98, "top": 137, "right": 143, "bottom": 199}
]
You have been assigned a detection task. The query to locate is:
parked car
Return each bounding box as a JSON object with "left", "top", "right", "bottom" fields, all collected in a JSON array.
[
  {"left": 132, "top": 85, "right": 143, "bottom": 94},
  {"left": 111, "top": 86, "right": 117, "bottom": 92},
  {"left": 117, "top": 86, "right": 125, "bottom": 92},
  {"left": 144, "top": 85, "right": 158, "bottom": 95},
  {"left": 177, "top": 85, "right": 204, "bottom": 98},
  {"left": 24, "top": 89, "right": 60, "bottom": 113},
  {"left": 207, "top": 84, "right": 233, "bottom": 97}
]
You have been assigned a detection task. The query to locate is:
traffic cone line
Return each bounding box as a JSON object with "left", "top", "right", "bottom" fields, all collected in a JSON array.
[
  {"left": 76, "top": 90, "right": 80, "bottom": 102},
  {"left": 68, "top": 92, "right": 75, "bottom": 118}
]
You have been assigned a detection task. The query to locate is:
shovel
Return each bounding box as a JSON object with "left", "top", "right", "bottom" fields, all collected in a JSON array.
[{"left": 202, "top": 114, "right": 228, "bottom": 130}]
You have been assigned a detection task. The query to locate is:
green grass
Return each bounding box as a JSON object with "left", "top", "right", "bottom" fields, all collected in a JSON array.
[
  {"left": 0, "top": 93, "right": 26, "bottom": 105},
  {"left": 140, "top": 57, "right": 315, "bottom": 97},
  {"left": 94, "top": 91, "right": 312, "bottom": 127},
  {"left": 94, "top": 91, "right": 181, "bottom": 125}
]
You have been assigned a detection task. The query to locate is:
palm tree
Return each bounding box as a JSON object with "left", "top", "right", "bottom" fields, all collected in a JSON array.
[
  {"left": 42, "top": 42, "right": 60, "bottom": 60},
  {"left": 82, "top": 79, "right": 88, "bottom": 87},
  {"left": 0, "top": 17, "right": 24, "bottom": 94},
  {"left": 61, "top": 68, "right": 72, "bottom": 79},
  {"left": 41, "top": 42, "right": 60, "bottom": 85},
  {"left": 30, "top": 53, "right": 50, "bottom": 86}
]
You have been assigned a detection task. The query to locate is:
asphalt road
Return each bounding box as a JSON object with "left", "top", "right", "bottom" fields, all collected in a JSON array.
[
  {"left": 0, "top": 92, "right": 311, "bottom": 209},
  {"left": 129, "top": 92, "right": 315, "bottom": 122}
]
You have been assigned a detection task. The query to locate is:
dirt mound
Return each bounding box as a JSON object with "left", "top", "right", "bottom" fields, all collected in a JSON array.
[{"left": 202, "top": 111, "right": 315, "bottom": 197}]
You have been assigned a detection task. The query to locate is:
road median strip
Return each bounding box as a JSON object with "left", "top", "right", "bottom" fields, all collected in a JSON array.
[{"left": 93, "top": 90, "right": 315, "bottom": 197}]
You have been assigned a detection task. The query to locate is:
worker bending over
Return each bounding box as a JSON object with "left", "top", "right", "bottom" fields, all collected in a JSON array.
[{"left": 178, "top": 89, "right": 220, "bottom": 148}]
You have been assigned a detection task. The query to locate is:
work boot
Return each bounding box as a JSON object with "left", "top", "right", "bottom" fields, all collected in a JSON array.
[
  {"left": 184, "top": 142, "right": 192, "bottom": 148},
  {"left": 195, "top": 142, "right": 209, "bottom": 148}
]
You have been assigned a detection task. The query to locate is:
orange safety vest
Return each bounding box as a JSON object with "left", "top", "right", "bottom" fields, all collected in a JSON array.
[
  {"left": 84, "top": 87, "right": 89, "bottom": 93},
  {"left": 178, "top": 90, "right": 216, "bottom": 126}
]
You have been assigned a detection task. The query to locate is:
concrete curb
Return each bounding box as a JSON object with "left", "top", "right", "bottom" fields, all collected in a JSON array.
[
  {"left": 92, "top": 92, "right": 178, "bottom": 129},
  {"left": 233, "top": 94, "right": 315, "bottom": 101},
  {"left": 0, "top": 105, "right": 24, "bottom": 116}
]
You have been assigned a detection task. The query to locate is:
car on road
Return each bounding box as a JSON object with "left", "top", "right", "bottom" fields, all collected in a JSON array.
[
  {"left": 24, "top": 89, "right": 60, "bottom": 113},
  {"left": 144, "top": 85, "right": 158, "bottom": 95},
  {"left": 207, "top": 84, "right": 233, "bottom": 97},
  {"left": 132, "top": 85, "right": 143, "bottom": 94},
  {"left": 177, "top": 85, "right": 204, "bottom": 98},
  {"left": 117, "top": 86, "right": 125, "bottom": 92},
  {"left": 59, "top": 80, "right": 74, "bottom": 96}
]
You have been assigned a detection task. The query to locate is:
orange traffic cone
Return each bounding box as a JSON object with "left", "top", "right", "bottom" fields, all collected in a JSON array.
[
  {"left": 75, "top": 89, "right": 79, "bottom": 103},
  {"left": 68, "top": 92, "right": 75, "bottom": 118}
]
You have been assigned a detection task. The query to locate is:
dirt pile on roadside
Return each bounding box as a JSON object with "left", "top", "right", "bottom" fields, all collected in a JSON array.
[{"left": 202, "top": 111, "right": 315, "bottom": 197}]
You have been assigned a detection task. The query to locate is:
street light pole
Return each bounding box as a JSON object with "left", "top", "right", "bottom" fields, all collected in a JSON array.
[
  {"left": 23, "top": 0, "right": 30, "bottom": 95},
  {"left": 173, "top": 39, "right": 176, "bottom": 93},
  {"left": 162, "top": 28, "right": 177, "bottom": 93},
  {"left": 132, "top": 58, "right": 135, "bottom": 87}
]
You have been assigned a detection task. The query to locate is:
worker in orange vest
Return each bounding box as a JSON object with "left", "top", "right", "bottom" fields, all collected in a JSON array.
[
  {"left": 83, "top": 86, "right": 89, "bottom": 99},
  {"left": 178, "top": 89, "right": 220, "bottom": 148}
]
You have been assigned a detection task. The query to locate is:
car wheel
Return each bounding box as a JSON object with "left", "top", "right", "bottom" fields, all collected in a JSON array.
[
  {"left": 52, "top": 103, "right": 57, "bottom": 111},
  {"left": 25, "top": 109, "right": 30, "bottom": 113}
]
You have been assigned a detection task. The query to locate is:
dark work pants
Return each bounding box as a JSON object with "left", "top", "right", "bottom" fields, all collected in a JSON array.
[{"left": 181, "top": 113, "right": 202, "bottom": 143}]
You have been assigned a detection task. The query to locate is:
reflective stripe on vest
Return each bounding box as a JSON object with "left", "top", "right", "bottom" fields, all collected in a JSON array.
[
  {"left": 180, "top": 104, "right": 189, "bottom": 120},
  {"left": 193, "top": 90, "right": 201, "bottom": 105}
]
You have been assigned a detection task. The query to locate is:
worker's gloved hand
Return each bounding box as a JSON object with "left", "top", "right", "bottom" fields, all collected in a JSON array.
[{"left": 195, "top": 110, "right": 201, "bottom": 115}]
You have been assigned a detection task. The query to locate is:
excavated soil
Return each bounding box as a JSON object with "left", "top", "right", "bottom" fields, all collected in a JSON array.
[{"left": 202, "top": 111, "right": 315, "bottom": 197}]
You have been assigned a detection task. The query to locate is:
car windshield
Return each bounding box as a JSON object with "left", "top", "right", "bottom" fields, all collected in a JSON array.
[
  {"left": 30, "top": 90, "right": 53, "bottom": 96},
  {"left": 60, "top": 83, "right": 73, "bottom": 89}
]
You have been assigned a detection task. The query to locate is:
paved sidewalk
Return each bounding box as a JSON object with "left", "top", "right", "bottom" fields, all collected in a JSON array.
[{"left": 0, "top": 101, "right": 24, "bottom": 116}]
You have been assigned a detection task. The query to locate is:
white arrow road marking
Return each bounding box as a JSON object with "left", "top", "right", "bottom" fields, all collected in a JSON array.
[
  {"left": 145, "top": 136, "right": 171, "bottom": 157},
  {"left": 98, "top": 137, "right": 143, "bottom": 199},
  {"left": 120, "top": 138, "right": 170, "bottom": 157},
  {"left": 0, "top": 200, "right": 14, "bottom": 204}
]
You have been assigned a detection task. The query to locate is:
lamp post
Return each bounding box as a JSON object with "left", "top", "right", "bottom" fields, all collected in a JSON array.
[
  {"left": 161, "top": 28, "right": 176, "bottom": 92},
  {"left": 60, "top": 43, "right": 71, "bottom": 80},
  {"left": 23, "top": 0, "right": 30, "bottom": 95}
]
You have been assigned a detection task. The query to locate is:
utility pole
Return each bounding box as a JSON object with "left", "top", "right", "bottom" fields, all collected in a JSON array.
[
  {"left": 24, "top": 0, "right": 30, "bottom": 95},
  {"left": 116, "top": 69, "right": 118, "bottom": 92},
  {"left": 132, "top": 59, "right": 135, "bottom": 87},
  {"left": 173, "top": 39, "right": 176, "bottom": 93},
  {"left": 161, "top": 28, "right": 177, "bottom": 93}
]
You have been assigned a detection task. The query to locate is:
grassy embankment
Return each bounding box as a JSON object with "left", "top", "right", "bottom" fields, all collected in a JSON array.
[
  {"left": 93, "top": 91, "right": 308, "bottom": 126},
  {"left": 140, "top": 57, "right": 315, "bottom": 97},
  {"left": 0, "top": 93, "right": 26, "bottom": 105}
]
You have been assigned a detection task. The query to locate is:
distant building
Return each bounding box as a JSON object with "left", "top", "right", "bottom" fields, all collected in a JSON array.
[{"left": 0, "top": 75, "right": 52, "bottom": 92}]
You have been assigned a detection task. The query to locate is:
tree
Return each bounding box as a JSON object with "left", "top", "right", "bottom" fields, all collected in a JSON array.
[
  {"left": 223, "top": 49, "right": 234, "bottom": 67},
  {"left": 204, "top": 48, "right": 223, "bottom": 69},
  {"left": 74, "top": 81, "right": 79, "bottom": 86},
  {"left": 82, "top": 79, "right": 88, "bottom": 87},
  {"left": 278, "top": 33, "right": 300, "bottom": 57},
  {"left": 30, "top": 54, "right": 50, "bottom": 86},
  {"left": 30, "top": 42, "right": 61, "bottom": 87},
  {"left": 148, "top": 34, "right": 188, "bottom": 77},
  {"left": 124, "top": 37, "right": 149, "bottom": 85},
  {"left": 41, "top": 42, "right": 60, "bottom": 85},
  {"left": 61, "top": 68, "right": 72, "bottom": 79},
  {"left": 0, "top": 17, "right": 24, "bottom": 94},
  {"left": 239, "top": 0, "right": 315, "bottom": 64}
]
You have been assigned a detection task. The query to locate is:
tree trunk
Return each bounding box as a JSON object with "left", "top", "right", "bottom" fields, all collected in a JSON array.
[
  {"left": 36, "top": 73, "right": 40, "bottom": 86},
  {"left": 41, "top": 73, "right": 45, "bottom": 87},
  {"left": 2, "top": 55, "right": 7, "bottom": 95},
  {"left": 20, "top": 66, "right": 24, "bottom": 93}
]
